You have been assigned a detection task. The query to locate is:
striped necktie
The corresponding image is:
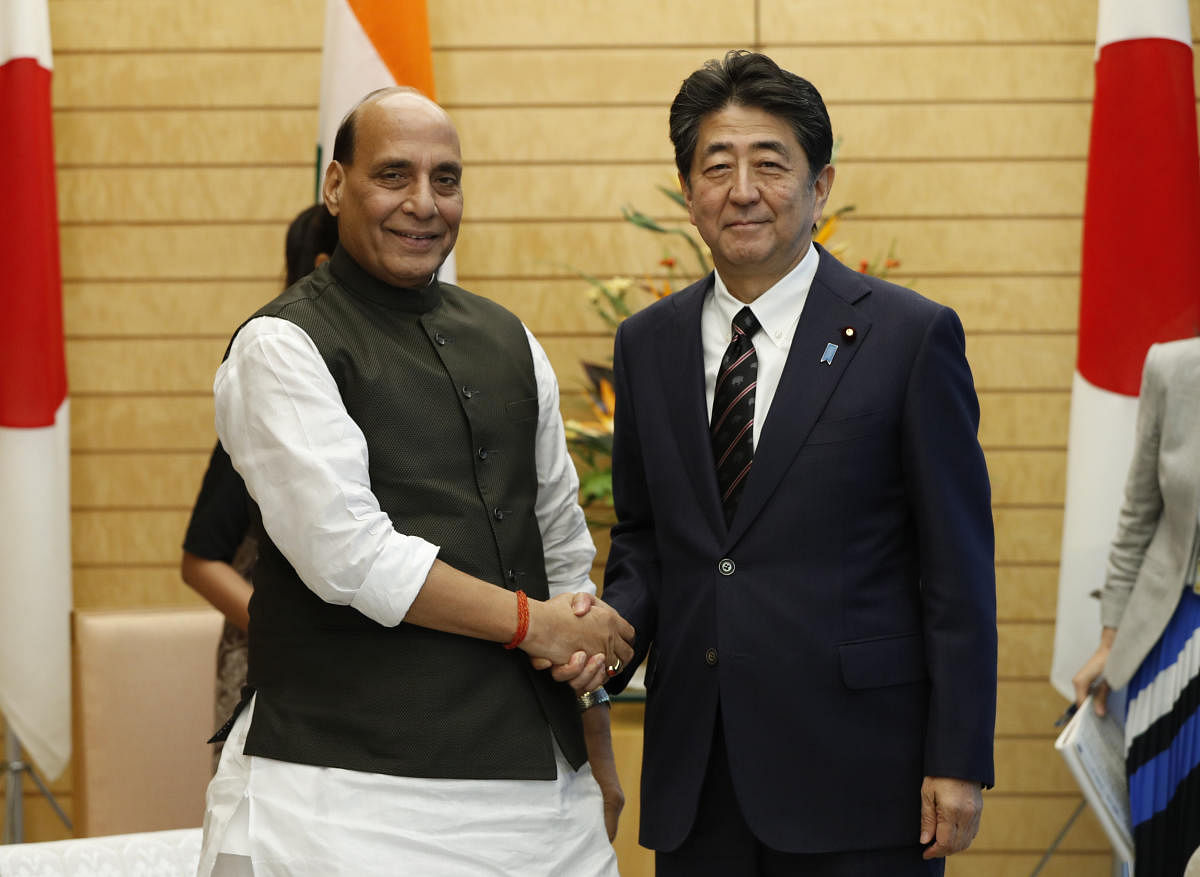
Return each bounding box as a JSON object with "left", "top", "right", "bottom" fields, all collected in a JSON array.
[{"left": 711, "top": 306, "right": 760, "bottom": 525}]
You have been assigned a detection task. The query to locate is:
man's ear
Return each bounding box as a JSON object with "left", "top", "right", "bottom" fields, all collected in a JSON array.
[
  {"left": 322, "top": 161, "right": 345, "bottom": 216},
  {"left": 810, "top": 164, "right": 835, "bottom": 228},
  {"left": 678, "top": 171, "right": 696, "bottom": 224}
]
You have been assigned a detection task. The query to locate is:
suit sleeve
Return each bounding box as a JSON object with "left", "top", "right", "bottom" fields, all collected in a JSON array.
[
  {"left": 1101, "top": 344, "right": 1166, "bottom": 629},
  {"left": 600, "top": 321, "right": 660, "bottom": 695},
  {"left": 901, "top": 305, "right": 997, "bottom": 787}
]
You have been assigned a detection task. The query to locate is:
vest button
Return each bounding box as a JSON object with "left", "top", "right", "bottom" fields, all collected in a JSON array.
[
  {"left": 704, "top": 648, "right": 719, "bottom": 666},
  {"left": 462, "top": 385, "right": 475, "bottom": 398},
  {"left": 434, "top": 332, "right": 447, "bottom": 345},
  {"left": 718, "top": 558, "right": 735, "bottom": 576},
  {"left": 477, "top": 447, "right": 489, "bottom": 460},
  {"left": 493, "top": 508, "right": 506, "bottom": 521}
]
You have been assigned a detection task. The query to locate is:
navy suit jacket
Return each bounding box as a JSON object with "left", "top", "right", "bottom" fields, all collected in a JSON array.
[{"left": 602, "top": 246, "right": 997, "bottom": 854}]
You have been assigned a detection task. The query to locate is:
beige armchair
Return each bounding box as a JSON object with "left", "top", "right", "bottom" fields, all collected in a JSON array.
[{"left": 72, "top": 607, "right": 222, "bottom": 837}]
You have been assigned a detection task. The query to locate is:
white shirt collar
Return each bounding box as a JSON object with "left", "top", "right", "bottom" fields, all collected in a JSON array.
[{"left": 710, "top": 243, "right": 820, "bottom": 350}]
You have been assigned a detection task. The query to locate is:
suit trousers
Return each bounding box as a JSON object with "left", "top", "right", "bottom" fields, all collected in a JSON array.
[{"left": 655, "top": 711, "right": 945, "bottom": 877}]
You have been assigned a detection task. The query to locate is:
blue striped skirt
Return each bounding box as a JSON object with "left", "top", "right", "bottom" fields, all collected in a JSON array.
[{"left": 1124, "top": 588, "right": 1200, "bottom": 876}]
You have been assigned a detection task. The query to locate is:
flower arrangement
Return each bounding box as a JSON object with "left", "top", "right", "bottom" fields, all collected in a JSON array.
[{"left": 564, "top": 173, "right": 898, "bottom": 513}]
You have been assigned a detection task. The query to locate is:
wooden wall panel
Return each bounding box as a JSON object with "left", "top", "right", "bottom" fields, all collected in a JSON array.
[
  {"left": 995, "top": 509, "right": 1063, "bottom": 564},
  {"left": 53, "top": 53, "right": 320, "bottom": 108},
  {"left": 427, "top": 0, "right": 756, "bottom": 47},
  {"left": 58, "top": 168, "right": 313, "bottom": 223},
  {"left": 50, "top": 0, "right": 323, "bottom": 50},
  {"left": 760, "top": 0, "right": 1101, "bottom": 42},
  {"left": 64, "top": 281, "right": 282, "bottom": 335},
  {"left": 72, "top": 452, "right": 209, "bottom": 508},
  {"left": 987, "top": 450, "right": 1066, "bottom": 505},
  {"left": 949, "top": 853, "right": 1118, "bottom": 877},
  {"left": 977, "top": 393, "right": 1069, "bottom": 448},
  {"left": 71, "top": 397, "right": 215, "bottom": 452},
  {"left": 61, "top": 225, "right": 288, "bottom": 280},
  {"left": 73, "top": 567, "right": 202, "bottom": 610},
  {"left": 997, "top": 566, "right": 1059, "bottom": 621},
  {"left": 53, "top": 110, "right": 317, "bottom": 166},
  {"left": 999, "top": 623, "right": 1056, "bottom": 678},
  {"left": 72, "top": 510, "right": 192, "bottom": 565}
]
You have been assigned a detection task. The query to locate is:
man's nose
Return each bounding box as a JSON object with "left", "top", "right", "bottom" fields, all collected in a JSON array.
[
  {"left": 402, "top": 181, "right": 438, "bottom": 219},
  {"left": 729, "top": 167, "right": 759, "bottom": 204}
]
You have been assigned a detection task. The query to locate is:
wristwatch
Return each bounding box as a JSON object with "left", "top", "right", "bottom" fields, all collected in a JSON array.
[{"left": 576, "top": 686, "right": 611, "bottom": 712}]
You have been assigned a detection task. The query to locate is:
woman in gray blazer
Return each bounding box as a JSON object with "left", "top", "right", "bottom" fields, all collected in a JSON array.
[{"left": 1073, "top": 337, "right": 1200, "bottom": 876}]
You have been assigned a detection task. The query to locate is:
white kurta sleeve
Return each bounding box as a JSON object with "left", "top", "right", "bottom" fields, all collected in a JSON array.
[
  {"left": 214, "top": 316, "right": 440, "bottom": 627},
  {"left": 525, "top": 327, "right": 597, "bottom": 598}
]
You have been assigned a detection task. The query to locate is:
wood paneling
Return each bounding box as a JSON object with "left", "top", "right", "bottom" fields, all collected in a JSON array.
[
  {"left": 73, "top": 567, "right": 202, "bottom": 610},
  {"left": 64, "top": 281, "right": 282, "bottom": 336},
  {"left": 58, "top": 168, "right": 313, "bottom": 223},
  {"left": 72, "top": 510, "right": 192, "bottom": 565},
  {"left": 53, "top": 110, "right": 317, "bottom": 166},
  {"left": 49, "top": 0, "right": 324, "bottom": 50},
  {"left": 427, "top": 0, "right": 756, "bottom": 48},
  {"left": 759, "top": 0, "right": 1103, "bottom": 42},
  {"left": 999, "top": 623, "right": 1055, "bottom": 678},
  {"left": 987, "top": 450, "right": 1066, "bottom": 505},
  {"left": 53, "top": 53, "right": 321, "bottom": 109},
  {"left": 71, "top": 396, "right": 216, "bottom": 451},
  {"left": 997, "top": 565, "right": 1059, "bottom": 621},
  {"left": 948, "top": 853, "right": 1119, "bottom": 877},
  {"left": 995, "top": 508, "right": 1063, "bottom": 565},
  {"left": 998, "top": 681, "right": 1070, "bottom": 736},
  {"left": 971, "top": 796, "right": 1107, "bottom": 852},
  {"left": 994, "top": 739, "right": 1078, "bottom": 794},
  {"left": 978, "top": 392, "right": 1070, "bottom": 448},
  {"left": 72, "top": 452, "right": 210, "bottom": 508}
]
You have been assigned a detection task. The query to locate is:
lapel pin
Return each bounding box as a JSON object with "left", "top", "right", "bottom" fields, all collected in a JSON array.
[
  {"left": 840, "top": 326, "right": 857, "bottom": 343},
  {"left": 820, "top": 342, "right": 838, "bottom": 366}
]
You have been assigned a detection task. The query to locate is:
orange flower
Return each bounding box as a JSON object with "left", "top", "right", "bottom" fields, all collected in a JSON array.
[
  {"left": 813, "top": 215, "right": 839, "bottom": 246},
  {"left": 885, "top": 258, "right": 900, "bottom": 269},
  {"left": 859, "top": 259, "right": 869, "bottom": 273},
  {"left": 659, "top": 257, "right": 676, "bottom": 268}
]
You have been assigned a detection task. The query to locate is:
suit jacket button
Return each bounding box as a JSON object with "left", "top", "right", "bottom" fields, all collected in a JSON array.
[
  {"left": 705, "top": 647, "right": 719, "bottom": 666},
  {"left": 718, "top": 558, "right": 735, "bottom": 576}
]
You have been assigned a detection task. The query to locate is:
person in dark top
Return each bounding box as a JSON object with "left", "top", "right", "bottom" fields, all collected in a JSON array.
[{"left": 181, "top": 202, "right": 339, "bottom": 768}]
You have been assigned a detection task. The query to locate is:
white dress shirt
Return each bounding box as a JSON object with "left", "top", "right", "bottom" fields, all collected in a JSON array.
[
  {"left": 198, "top": 314, "right": 616, "bottom": 877},
  {"left": 702, "top": 243, "right": 820, "bottom": 446}
]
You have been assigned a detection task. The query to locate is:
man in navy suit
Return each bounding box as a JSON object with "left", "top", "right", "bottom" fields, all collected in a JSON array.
[{"left": 599, "top": 51, "right": 997, "bottom": 875}]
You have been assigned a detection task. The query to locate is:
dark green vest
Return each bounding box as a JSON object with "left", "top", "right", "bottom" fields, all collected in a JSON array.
[{"left": 239, "top": 247, "right": 585, "bottom": 779}]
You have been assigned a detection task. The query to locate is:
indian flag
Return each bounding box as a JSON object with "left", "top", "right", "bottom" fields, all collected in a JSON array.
[
  {"left": 316, "top": 0, "right": 455, "bottom": 280},
  {"left": 1050, "top": 0, "right": 1200, "bottom": 700},
  {"left": 0, "top": 0, "right": 72, "bottom": 780}
]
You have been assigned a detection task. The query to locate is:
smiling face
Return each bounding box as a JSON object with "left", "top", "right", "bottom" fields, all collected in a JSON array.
[
  {"left": 322, "top": 92, "right": 463, "bottom": 288},
  {"left": 682, "top": 102, "right": 834, "bottom": 302}
]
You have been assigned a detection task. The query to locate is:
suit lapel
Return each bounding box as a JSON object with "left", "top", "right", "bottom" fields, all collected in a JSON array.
[
  {"left": 655, "top": 276, "right": 726, "bottom": 541},
  {"left": 727, "top": 251, "right": 873, "bottom": 545}
]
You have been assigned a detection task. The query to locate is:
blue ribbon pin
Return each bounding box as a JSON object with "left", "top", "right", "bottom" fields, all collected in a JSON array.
[{"left": 820, "top": 342, "right": 838, "bottom": 365}]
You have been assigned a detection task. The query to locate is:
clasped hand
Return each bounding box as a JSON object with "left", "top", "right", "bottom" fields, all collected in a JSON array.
[{"left": 523, "top": 593, "right": 633, "bottom": 693}]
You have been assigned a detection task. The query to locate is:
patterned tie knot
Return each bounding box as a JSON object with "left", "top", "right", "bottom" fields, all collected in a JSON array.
[{"left": 732, "top": 306, "right": 760, "bottom": 340}]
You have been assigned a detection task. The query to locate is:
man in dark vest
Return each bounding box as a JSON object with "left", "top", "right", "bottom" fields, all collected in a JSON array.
[{"left": 196, "top": 87, "right": 633, "bottom": 877}]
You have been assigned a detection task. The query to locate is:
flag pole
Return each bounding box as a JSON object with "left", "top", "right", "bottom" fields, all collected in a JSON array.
[{"left": 2, "top": 725, "right": 72, "bottom": 844}]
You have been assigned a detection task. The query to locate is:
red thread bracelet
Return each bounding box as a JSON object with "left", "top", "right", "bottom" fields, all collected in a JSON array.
[{"left": 504, "top": 589, "right": 529, "bottom": 649}]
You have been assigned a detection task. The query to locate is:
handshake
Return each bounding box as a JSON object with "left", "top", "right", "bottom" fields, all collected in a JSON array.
[{"left": 520, "top": 593, "right": 634, "bottom": 694}]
